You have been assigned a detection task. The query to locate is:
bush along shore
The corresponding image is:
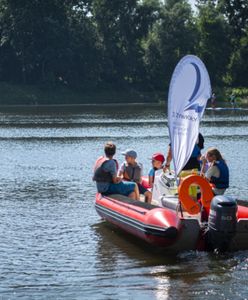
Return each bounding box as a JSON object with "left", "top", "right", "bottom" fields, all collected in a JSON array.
[
  {"left": 0, "top": 82, "right": 167, "bottom": 106},
  {"left": 0, "top": 1, "right": 247, "bottom": 106},
  {"left": 0, "top": 82, "right": 247, "bottom": 107}
]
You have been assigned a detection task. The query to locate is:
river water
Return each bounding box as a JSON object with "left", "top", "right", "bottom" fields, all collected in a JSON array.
[{"left": 0, "top": 104, "right": 248, "bottom": 299}]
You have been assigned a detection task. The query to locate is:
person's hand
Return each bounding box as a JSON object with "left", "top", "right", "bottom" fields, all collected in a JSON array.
[
  {"left": 116, "top": 176, "right": 122, "bottom": 183},
  {"left": 201, "top": 155, "right": 207, "bottom": 165},
  {"left": 163, "top": 164, "right": 170, "bottom": 172}
]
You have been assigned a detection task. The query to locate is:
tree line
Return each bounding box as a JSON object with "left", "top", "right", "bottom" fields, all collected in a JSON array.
[{"left": 0, "top": 0, "right": 247, "bottom": 95}]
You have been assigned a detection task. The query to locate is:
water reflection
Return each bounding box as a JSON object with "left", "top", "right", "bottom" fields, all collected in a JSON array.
[{"left": 93, "top": 221, "right": 248, "bottom": 299}]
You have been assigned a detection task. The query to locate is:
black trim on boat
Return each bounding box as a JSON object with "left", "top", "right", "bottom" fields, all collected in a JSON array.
[{"left": 95, "top": 203, "right": 178, "bottom": 239}]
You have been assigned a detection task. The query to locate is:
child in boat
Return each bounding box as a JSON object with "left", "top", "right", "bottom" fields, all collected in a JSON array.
[
  {"left": 201, "top": 147, "right": 229, "bottom": 195},
  {"left": 148, "top": 152, "right": 165, "bottom": 188},
  {"left": 93, "top": 142, "right": 140, "bottom": 200},
  {"left": 118, "top": 149, "right": 152, "bottom": 203}
]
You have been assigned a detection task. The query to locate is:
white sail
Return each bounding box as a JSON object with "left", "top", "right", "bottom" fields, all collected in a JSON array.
[{"left": 168, "top": 55, "right": 211, "bottom": 176}]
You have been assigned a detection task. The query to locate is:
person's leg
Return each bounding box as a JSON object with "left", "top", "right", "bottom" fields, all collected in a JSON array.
[
  {"left": 128, "top": 191, "right": 136, "bottom": 200},
  {"left": 132, "top": 183, "right": 140, "bottom": 200},
  {"left": 128, "top": 183, "right": 140, "bottom": 200},
  {"left": 120, "top": 181, "right": 139, "bottom": 200},
  {"left": 109, "top": 181, "right": 138, "bottom": 199},
  {"left": 138, "top": 183, "right": 151, "bottom": 203},
  {"left": 144, "top": 190, "right": 152, "bottom": 203}
]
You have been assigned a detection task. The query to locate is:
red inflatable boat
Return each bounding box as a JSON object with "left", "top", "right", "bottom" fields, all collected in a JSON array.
[
  {"left": 95, "top": 193, "right": 182, "bottom": 248},
  {"left": 95, "top": 175, "right": 248, "bottom": 252}
]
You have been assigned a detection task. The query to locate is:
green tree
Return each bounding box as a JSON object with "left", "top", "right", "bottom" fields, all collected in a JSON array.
[
  {"left": 92, "top": 0, "right": 159, "bottom": 88},
  {"left": 0, "top": 0, "right": 72, "bottom": 84},
  {"left": 63, "top": 2, "right": 102, "bottom": 88},
  {"left": 218, "top": 0, "right": 248, "bottom": 41},
  {"left": 217, "top": 0, "right": 248, "bottom": 86},
  {"left": 195, "top": 0, "right": 231, "bottom": 86},
  {"left": 0, "top": 0, "right": 100, "bottom": 87},
  {"left": 227, "top": 28, "right": 248, "bottom": 86},
  {"left": 144, "top": 0, "right": 197, "bottom": 90},
  {"left": 0, "top": 0, "right": 20, "bottom": 82}
]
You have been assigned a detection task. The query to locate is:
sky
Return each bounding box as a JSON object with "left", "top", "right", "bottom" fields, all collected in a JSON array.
[
  {"left": 188, "top": 0, "right": 197, "bottom": 11},
  {"left": 189, "top": 0, "right": 196, "bottom": 7}
]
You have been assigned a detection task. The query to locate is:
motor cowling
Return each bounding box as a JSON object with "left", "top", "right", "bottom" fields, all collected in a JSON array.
[{"left": 207, "top": 196, "right": 237, "bottom": 252}]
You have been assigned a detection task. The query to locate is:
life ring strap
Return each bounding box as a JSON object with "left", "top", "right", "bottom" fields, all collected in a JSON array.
[{"left": 178, "top": 174, "right": 214, "bottom": 215}]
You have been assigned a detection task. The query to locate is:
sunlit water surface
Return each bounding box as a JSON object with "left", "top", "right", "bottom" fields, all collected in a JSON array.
[{"left": 0, "top": 105, "right": 248, "bottom": 299}]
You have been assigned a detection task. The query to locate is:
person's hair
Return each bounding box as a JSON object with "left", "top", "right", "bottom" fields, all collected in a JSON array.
[
  {"left": 104, "top": 141, "right": 116, "bottom": 157},
  {"left": 206, "top": 147, "right": 224, "bottom": 161}
]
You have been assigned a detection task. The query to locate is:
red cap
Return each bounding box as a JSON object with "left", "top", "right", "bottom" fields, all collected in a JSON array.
[{"left": 151, "top": 152, "right": 165, "bottom": 163}]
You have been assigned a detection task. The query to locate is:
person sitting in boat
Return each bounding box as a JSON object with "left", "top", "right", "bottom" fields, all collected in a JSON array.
[
  {"left": 93, "top": 141, "right": 140, "bottom": 200},
  {"left": 201, "top": 147, "right": 229, "bottom": 195},
  {"left": 148, "top": 152, "right": 165, "bottom": 188},
  {"left": 164, "top": 133, "right": 204, "bottom": 199},
  {"left": 118, "top": 149, "right": 152, "bottom": 203},
  {"left": 164, "top": 133, "right": 204, "bottom": 172}
]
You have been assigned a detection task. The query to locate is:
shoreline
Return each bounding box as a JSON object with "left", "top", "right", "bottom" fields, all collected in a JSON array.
[
  {"left": 1, "top": 100, "right": 248, "bottom": 109},
  {"left": 0, "top": 102, "right": 163, "bottom": 107},
  {"left": 1, "top": 102, "right": 248, "bottom": 113},
  {"left": 0, "top": 81, "right": 247, "bottom": 109},
  {"left": 0, "top": 102, "right": 165, "bottom": 111}
]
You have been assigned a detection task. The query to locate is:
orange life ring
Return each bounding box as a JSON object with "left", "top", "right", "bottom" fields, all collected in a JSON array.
[{"left": 178, "top": 174, "right": 214, "bottom": 215}]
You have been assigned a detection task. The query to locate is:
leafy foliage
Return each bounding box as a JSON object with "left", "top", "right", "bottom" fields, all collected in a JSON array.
[
  {"left": 0, "top": 0, "right": 247, "bottom": 103},
  {"left": 195, "top": 0, "right": 231, "bottom": 86},
  {"left": 144, "top": 0, "right": 197, "bottom": 89}
]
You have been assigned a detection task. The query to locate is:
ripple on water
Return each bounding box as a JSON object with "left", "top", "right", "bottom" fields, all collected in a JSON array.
[{"left": 0, "top": 106, "right": 248, "bottom": 299}]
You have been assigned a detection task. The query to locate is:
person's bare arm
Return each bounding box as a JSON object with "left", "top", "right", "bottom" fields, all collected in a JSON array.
[
  {"left": 148, "top": 175, "right": 153, "bottom": 188},
  {"left": 117, "top": 169, "right": 123, "bottom": 178},
  {"left": 164, "top": 145, "right": 172, "bottom": 171},
  {"left": 112, "top": 175, "right": 122, "bottom": 184},
  {"left": 200, "top": 155, "right": 208, "bottom": 176}
]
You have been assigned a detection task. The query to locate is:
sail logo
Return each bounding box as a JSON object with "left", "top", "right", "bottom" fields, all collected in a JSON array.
[
  {"left": 183, "top": 62, "right": 205, "bottom": 113},
  {"left": 172, "top": 111, "right": 197, "bottom": 122}
]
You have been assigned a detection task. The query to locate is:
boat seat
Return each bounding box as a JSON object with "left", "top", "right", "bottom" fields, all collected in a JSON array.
[{"left": 107, "top": 194, "right": 159, "bottom": 211}]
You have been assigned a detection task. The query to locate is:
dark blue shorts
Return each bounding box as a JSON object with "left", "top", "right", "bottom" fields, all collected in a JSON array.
[
  {"left": 138, "top": 183, "right": 148, "bottom": 195},
  {"left": 105, "top": 181, "right": 136, "bottom": 196}
]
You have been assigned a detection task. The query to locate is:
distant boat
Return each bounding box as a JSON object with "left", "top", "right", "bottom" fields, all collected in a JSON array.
[{"left": 206, "top": 107, "right": 248, "bottom": 111}]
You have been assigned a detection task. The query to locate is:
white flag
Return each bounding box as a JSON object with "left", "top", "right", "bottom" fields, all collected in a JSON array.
[{"left": 168, "top": 55, "right": 211, "bottom": 176}]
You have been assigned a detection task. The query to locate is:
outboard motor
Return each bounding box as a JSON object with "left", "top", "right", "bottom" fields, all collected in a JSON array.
[{"left": 207, "top": 196, "right": 237, "bottom": 252}]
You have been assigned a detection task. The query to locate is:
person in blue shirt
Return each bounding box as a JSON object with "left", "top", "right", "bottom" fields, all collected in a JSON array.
[{"left": 164, "top": 133, "right": 204, "bottom": 171}]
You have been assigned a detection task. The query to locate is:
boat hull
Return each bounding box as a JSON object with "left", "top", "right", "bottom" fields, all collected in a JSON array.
[
  {"left": 95, "top": 193, "right": 248, "bottom": 252},
  {"left": 95, "top": 193, "right": 182, "bottom": 248}
]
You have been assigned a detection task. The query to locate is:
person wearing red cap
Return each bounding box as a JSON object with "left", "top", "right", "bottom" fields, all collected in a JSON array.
[{"left": 148, "top": 152, "right": 165, "bottom": 188}]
